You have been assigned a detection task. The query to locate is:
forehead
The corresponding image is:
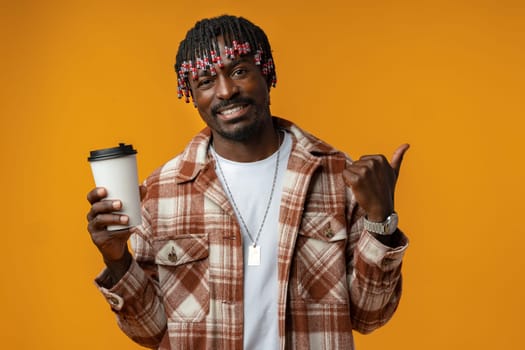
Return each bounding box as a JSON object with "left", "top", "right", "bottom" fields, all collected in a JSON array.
[
  {"left": 181, "top": 36, "right": 257, "bottom": 76},
  {"left": 176, "top": 29, "right": 276, "bottom": 102},
  {"left": 192, "top": 35, "right": 252, "bottom": 61}
]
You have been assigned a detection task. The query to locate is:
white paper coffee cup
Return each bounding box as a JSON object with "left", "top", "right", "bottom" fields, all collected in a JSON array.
[{"left": 88, "top": 143, "right": 142, "bottom": 231}]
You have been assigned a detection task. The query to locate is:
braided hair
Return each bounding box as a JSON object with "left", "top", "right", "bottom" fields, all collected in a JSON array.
[{"left": 175, "top": 15, "right": 277, "bottom": 103}]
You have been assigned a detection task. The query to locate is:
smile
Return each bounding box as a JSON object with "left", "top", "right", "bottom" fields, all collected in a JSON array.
[
  {"left": 221, "top": 106, "right": 244, "bottom": 115},
  {"left": 216, "top": 104, "right": 249, "bottom": 120}
]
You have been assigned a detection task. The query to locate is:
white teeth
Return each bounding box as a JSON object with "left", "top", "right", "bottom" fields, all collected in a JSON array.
[{"left": 219, "top": 105, "right": 244, "bottom": 115}]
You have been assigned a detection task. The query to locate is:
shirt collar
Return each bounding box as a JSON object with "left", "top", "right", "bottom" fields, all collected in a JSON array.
[{"left": 174, "top": 117, "right": 339, "bottom": 184}]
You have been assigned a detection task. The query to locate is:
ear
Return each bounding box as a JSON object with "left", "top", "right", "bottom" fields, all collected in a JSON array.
[
  {"left": 188, "top": 85, "right": 197, "bottom": 108},
  {"left": 266, "top": 76, "right": 273, "bottom": 91}
]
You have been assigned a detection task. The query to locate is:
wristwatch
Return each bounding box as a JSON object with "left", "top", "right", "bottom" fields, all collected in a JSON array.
[{"left": 364, "top": 212, "right": 398, "bottom": 235}]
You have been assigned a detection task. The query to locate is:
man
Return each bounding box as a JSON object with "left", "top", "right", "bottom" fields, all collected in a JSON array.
[{"left": 86, "top": 15, "right": 409, "bottom": 350}]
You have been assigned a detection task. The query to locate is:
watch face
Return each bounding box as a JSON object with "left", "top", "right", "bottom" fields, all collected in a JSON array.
[
  {"left": 387, "top": 213, "right": 399, "bottom": 234},
  {"left": 364, "top": 212, "right": 398, "bottom": 235}
]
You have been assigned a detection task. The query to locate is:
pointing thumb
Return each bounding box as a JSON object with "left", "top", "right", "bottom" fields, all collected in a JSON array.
[{"left": 390, "top": 143, "right": 410, "bottom": 177}]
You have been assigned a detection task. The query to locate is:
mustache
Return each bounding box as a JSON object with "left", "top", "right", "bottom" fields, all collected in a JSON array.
[{"left": 211, "top": 97, "right": 255, "bottom": 115}]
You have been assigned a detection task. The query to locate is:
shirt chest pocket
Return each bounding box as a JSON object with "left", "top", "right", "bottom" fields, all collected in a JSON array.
[
  {"left": 153, "top": 234, "right": 209, "bottom": 322},
  {"left": 293, "top": 214, "right": 349, "bottom": 304}
]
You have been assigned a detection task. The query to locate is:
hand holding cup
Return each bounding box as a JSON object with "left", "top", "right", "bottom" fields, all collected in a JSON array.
[{"left": 86, "top": 143, "right": 143, "bottom": 268}]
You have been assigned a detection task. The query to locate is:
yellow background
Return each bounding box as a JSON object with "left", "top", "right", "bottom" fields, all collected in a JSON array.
[{"left": 1, "top": 0, "right": 524, "bottom": 349}]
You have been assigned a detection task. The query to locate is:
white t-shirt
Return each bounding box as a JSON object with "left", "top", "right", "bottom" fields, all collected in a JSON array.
[{"left": 212, "top": 131, "right": 292, "bottom": 350}]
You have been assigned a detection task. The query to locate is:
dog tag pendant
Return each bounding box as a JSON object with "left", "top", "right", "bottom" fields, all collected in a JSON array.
[{"left": 248, "top": 245, "right": 261, "bottom": 266}]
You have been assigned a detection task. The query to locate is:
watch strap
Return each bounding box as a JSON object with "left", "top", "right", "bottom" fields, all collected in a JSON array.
[{"left": 363, "top": 212, "right": 398, "bottom": 235}]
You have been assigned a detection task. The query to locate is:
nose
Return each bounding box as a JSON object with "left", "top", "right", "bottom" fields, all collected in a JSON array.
[{"left": 215, "top": 75, "right": 239, "bottom": 100}]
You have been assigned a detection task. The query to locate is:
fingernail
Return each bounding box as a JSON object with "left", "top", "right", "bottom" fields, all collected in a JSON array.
[
  {"left": 112, "top": 201, "right": 121, "bottom": 210},
  {"left": 120, "top": 216, "right": 129, "bottom": 224}
]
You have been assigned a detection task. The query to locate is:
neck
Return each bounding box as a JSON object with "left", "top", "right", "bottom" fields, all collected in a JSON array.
[{"left": 211, "top": 118, "right": 281, "bottom": 162}]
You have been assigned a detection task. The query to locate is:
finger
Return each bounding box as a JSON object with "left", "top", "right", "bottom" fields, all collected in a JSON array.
[
  {"left": 342, "top": 168, "right": 363, "bottom": 187},
  {"left": 348, "top": 157, "right": 382, "bottom": 176},
  {"left": 87, "top": 187, "right": 107, "bottom": 204},
  {"left": 88, "top": 213, "right": 129, "bottom": 232},
  {"left": 87, "top": 199, "right": 122, "bottom": 221},
  {"left": 358, "top": 154, "right": 385, "bottom": 163},
  {"left": 91, "top": 228, "right": 132, "bottom": 241},
  {"left": 390, "top": 144, "right": 410, "bottom": 177},
  {"left": 344, "top": 162, "right": 363, "bottom": 177}
]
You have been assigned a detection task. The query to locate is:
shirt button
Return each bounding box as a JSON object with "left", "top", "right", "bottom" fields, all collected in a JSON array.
[
  {"left": 325, "top": 229, "right": 334, "bottom": 238},
  {"left": 168, "top": 251, "right": 178, "bottom": 263}
]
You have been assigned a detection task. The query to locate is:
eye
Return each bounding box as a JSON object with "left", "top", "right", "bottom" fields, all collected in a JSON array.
[
  {"left": 197, "top": 77, "right": 213, "bottom": 89},
  {"left": 232, "top": 67, "right": 248, "bottom": 78}
]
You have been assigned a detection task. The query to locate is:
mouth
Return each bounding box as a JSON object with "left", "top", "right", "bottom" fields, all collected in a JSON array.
[{"left": 215, "top": 104, "right": 250, "bottom": 121}]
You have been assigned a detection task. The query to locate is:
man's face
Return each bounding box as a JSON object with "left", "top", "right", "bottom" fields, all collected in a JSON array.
[{"left": 188, "top": 38, "right": 271, "bottom": 142}]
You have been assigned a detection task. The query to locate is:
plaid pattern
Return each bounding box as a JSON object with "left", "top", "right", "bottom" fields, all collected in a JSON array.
[{"left": 95, "top": 117, "right": 408, "bottom": 349}]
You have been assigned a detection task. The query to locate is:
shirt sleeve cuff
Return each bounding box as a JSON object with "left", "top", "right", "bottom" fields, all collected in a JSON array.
[
  {"left": 94, "top": 259, "right": 148, "bottom": 312},
  {"left": 358, "top": 229, "right": 409, "bottom": 270}
]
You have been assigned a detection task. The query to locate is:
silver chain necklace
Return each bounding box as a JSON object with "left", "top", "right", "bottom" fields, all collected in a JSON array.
[{"left": 213, "top": 131, "right": 281, "bottom": 251}]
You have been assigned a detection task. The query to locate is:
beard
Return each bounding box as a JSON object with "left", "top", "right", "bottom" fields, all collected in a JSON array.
[
  {"left": 214, "top": 115, "right": 264, "bottom": 141},
  {"left": 210, "top": 97, "right": 270, "bottom": 141}
]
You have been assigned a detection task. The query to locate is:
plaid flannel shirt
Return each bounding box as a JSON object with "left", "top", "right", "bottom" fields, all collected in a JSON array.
[{"left": 96, "top": 117, "right": 408, "bottom": 349}]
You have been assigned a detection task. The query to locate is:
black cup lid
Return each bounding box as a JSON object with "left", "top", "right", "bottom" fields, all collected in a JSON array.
[{"left": 88, "top": 143, "right": 137, "bottom": 161}]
